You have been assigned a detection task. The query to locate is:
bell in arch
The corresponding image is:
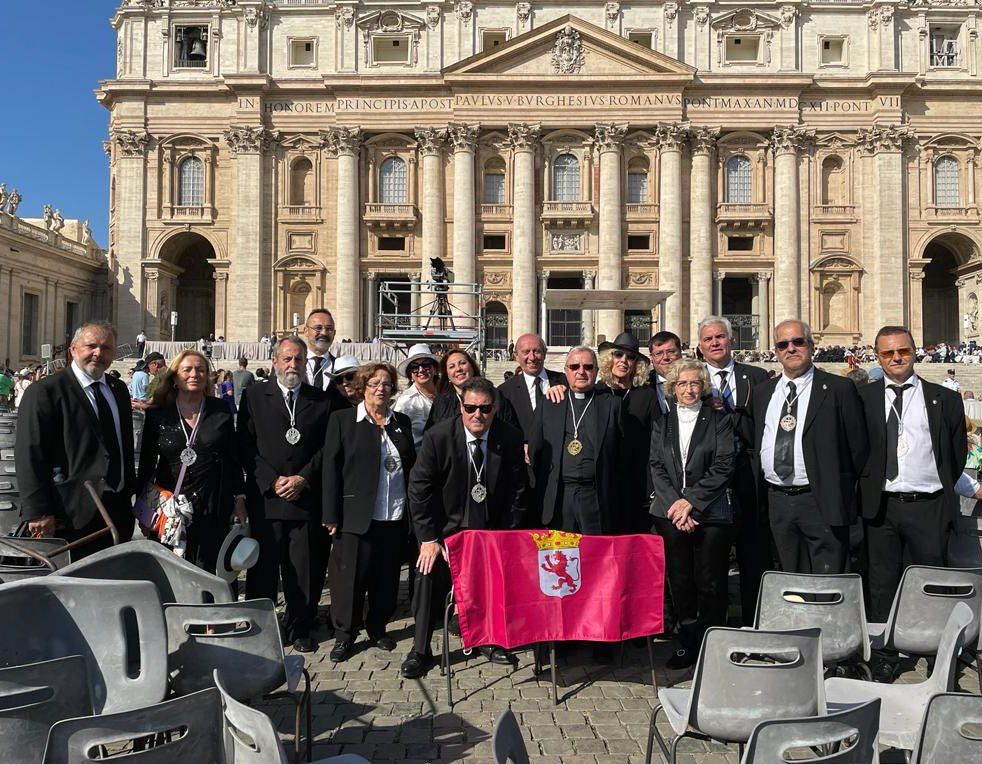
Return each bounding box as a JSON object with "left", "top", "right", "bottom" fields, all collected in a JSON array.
[{"left": 188, "top": 38, "right": 207, "bottom": 60}]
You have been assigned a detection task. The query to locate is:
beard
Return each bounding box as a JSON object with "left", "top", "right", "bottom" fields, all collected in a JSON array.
[
  {"left": 277, "top": 369, "right": 302, "bottom": 389},
  {"left": 309, "top": 335, "right": 332, "bottom": 353}
]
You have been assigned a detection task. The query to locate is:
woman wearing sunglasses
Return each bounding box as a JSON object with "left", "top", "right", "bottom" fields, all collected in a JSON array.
[
  {"left": 326, "top": 355, "right": 361, "bottom": 408},
  {"left": 393, "top": 344, "right": 441, "bottom": 448}
]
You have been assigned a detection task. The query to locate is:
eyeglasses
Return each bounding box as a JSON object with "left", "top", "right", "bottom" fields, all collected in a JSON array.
[
  {"left": 877, "top": 348, "right": 914, "bottom": 360},
  {"left": 650, "top": 349, "right": 680, "bottom": 359},
  {"left": 366, "top": 380, "right": 393, "bottom": 389},
  {"left": 408, "top": 364, "right": 435, "bottom": 374},
  {"left": 462, "top": 403, "right": 494, "bottom": 414},
  {"left": 674, "top": 380, "right": 703, "bottom": 390},
  {"left": 567, "top": 364, "right": 596, "bottom": 371},
  {"left": 612, "top": 350, "right": 639, "bottom": 363},
  {"left": 339, "top": 373, "right": 356, "bottom": 383},
  {"left": 775, "top": 337, "right": 808, "bottom": 351},
  {"left": 307, "top": 324, "right": 334, "bottom": 332}
]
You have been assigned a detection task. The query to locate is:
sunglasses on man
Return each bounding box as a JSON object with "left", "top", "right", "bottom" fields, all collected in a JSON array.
[
  {"left": 567, "top": 363, "right": 596, "bottom": 371},
  {"left": 462, "top": 403, "right": 494, "bottom": 414},
  {"left": 775, "top": 337, "right": 808, "bottom": 351},
  {"left": 876, "top": 347, "right": 914, "bottom": 360}
]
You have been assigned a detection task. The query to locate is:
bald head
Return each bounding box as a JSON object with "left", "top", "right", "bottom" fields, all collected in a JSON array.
[{"left": 515, "top": 333, "right": 547, "bottom": 376}]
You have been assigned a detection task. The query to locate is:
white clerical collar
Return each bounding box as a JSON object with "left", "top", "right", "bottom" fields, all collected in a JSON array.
[
  {"left": 572, "top": 391, "right": 590, "bottom": 399},
  {"left": 356, "top": 401, "right": 392, "bottom": 424},
  {"left": 71, "top": 360, "right": 104, "bottom": 388}
]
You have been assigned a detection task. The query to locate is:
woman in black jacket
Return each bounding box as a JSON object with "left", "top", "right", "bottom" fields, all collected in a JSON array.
[
  {"left": 322, "top": 362, "right": 416, "bottom": 663},
  {"left": 649, "top": 358, "right": 735, "bottom": 670}
]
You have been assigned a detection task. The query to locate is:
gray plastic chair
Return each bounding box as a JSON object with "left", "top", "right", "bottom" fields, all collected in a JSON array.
[
  {"left": 868, "top": 565, "right": 982, "bottom": 686},
  {"left": 0, "top": 537, "right": 71, "bottom": 583},
  {"left": 0, "top": 497, "right": 21, "bottom": 535},
  {"left": 740, "top": 698, "right": 880, "bottom": 764},
  {"left": 42, "top": 688, "right": 224, "bottom": 764},
  {"left": 0, "top": 656, "right": 93, "bottom": 764},
  {"left": 165, "top": 599, "right": 311, "bottom": 761},
  {"left": 949, "top": 517, "right": 982, "bottom": 567},
  {"left": 53, "top": 539, "right": 232, "bottom": 605},
  {"left": 0, "top": 576, "right": 167, "bottom": 714},
  {"left": 910, "top": 692, "right": 982, "bottom": 763},
  {"left": 754, "top": 571, "right": 871, "bottom": 674},
  {"left": 492, "top": 708, "right": 531, "bottom": 764},
  {"left": 645, "top": 627, "right": 825, "bottom": 764},
  {"left": 825, "top": 601, "right": 974, "bottom": 751}
]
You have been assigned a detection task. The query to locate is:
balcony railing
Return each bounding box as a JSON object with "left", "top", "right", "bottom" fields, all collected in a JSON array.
[
  {"left": 814, "top": 204, "right": 856, "bottom": 219},
  {"left": 480, "top": 204, "right": 513, "bottom": 218},
  {"left": 364, "top": 203, "right": 417, "bottom": 230},
  {"left": 716, "top": 203, "right": 772, "bottom": 229},
  {"left": 925, "top": 205, "right": 977, "bottom": 219},
  {"left": 173, "top": 58, "right": 209, "bottom": 69},
  {"left": 283, "top": 205, "right": 321, "bottom": 219},
  {"left": 626, "top": 203, "right": 659, "bottom": 220},
  {"left": 541, "top": 201, "right": 594, "bottom": 227},
  {"left": 171, "top": 205, "right": 208, "bottom": 220}
]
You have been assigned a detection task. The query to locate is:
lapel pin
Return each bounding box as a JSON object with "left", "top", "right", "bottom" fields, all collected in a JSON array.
[
  {"left": 933, "top": 400, "right": 937, "bottom": 405},
  {"left": 822, "top": 384, "right": 828, "bottom": 390}
]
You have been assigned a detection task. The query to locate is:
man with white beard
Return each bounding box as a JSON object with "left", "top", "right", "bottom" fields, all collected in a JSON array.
[{"left": 238, "top": 336, "right": 337, "bottom": 652}]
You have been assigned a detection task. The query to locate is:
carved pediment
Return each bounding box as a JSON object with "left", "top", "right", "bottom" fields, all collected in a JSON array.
[
  {"left": 816, "top": 132, "right": 856, "bottom": 149},
  {"left": 356, "top": 10, "right": 426, "bottom": 33},
  {"left": 444, "top": 14, "right": 695, "bottom": 79},
  {"left": 711, "top": 8, "right": 783, "bottom": 33},
  {"left": 279, "top": 134, "right": 323, "bottom": 152}
]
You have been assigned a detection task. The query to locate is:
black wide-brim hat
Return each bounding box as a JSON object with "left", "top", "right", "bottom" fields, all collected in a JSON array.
[{"left": 597, "top": 332, "right": 649, "bottom": 362}]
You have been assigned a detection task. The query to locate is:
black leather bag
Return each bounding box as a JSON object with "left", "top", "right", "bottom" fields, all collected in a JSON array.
[{"left": 691, "top": 487, "right": 735, "bottom": 525}]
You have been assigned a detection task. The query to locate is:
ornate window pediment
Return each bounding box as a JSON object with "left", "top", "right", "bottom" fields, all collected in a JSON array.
[
  {"left": 711, "top": 9, "right": 782, "bottom": 33},
  {"left": 357, "top": 10, "right": 426, "bottom": 34},
  {"left": 279, "top": 134, "right": 322, "bottom": 153},
  {"left": 275, "top": 256, "right": 321, "bottom": 271}
]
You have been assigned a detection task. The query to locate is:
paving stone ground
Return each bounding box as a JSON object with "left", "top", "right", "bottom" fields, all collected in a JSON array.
[{"left": 256, "top": 570, "right": 981, "bottom": 764}]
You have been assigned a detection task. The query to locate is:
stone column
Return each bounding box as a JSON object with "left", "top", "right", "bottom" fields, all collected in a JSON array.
[
  {"left": 415, "top": 127, "right": 447, "bottom": 267},
  {"left": 212, "top": 270, "right": 228, "bottom": 340},
  {"left": 909, "top": 270, "right": 925, "bottom": 345},
  {"left": 715, "top": 270, "right": 726, "bottom": 315},
  {"left": 143, "top": 268, "right": 160, "bottom": 338},
  {"left": 689, "top": 126, "right": 719, "bottom": 339},
  {"left": 508, "top": 122, "right": 541, "bottom": 338},
  {"left": 323, "top": 127, "right": 362, "bottom": 340},
  {"left": 654, "top": 123, "right": 688, "bottom": 336},
  {"left": 448, "top": 123, "right": 480, "bottom": 322},
  {"left": 111, "top": 130, "right": 150, "bottom": 337},
  {"left": 757, "top": 272, "right": 771, "bottom": 350},
  {"left": 539, "top": 270, "right": 550, "bottom": 342},
  {"left": 582, "top": 270, "right": 596, "bottom": 345},
  {"left": 225, "top": 125, "right": 272, "bottom": 341},
  {"left": 365, "top": 271, "right": 377, "bottom": 338},
  {"left": 595, "top": 122, "right": 628, "bottom": 341},
  {"left": 771, "top": 126, "right": 811, "bottom": 324}
]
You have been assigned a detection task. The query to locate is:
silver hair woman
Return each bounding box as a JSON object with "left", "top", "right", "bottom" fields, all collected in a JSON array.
[{"left": 663, "top": 357, "right": 711, "bottom": 398}]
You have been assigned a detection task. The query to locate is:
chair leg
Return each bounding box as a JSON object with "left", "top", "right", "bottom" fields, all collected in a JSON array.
[
  {"left": 646, "top": 704, "right": 674, "bottom": 764},
  {"left": 443, "top": 590, "right": 454, "bottom": 709},
  {"left": 303, "top": 668, "right": 313, "bottom": 762},
  {"left": 647, "top": 637, "right": 658, "bottom": 693},
  {"left": 550, "top": 641, "right": 558, "bottom": 706}
]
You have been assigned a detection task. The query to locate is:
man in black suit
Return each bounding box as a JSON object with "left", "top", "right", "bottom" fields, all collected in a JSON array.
[
  {"left": 238, "top": 336, "right": 334, "bottom": 652},
  {"left": 648, "top": 331, "right": 683, "bottom": 415},
  {"left": 698, "top": 315, "right": 771, "bottom": 623},
  {"left": 496, "top": 333, "right": 566, "bottom": 436},
  {"left": 751, "top": 319, "right": 869, "bottom": 574},
  {"left": 402, "top": 377, "right": 527, "bottom": 678},
  {"left": 859, "top": 325, "right": 966, "bottom": 682},
  {"left": 15, "top": 321, "right": 136, "bottom": 557},
  {"left": 529, "top": 346, "right": 622, "bottom": 535}
]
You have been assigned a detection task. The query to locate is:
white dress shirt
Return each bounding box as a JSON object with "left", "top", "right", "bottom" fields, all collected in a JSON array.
[
  {"left": 882, "top": 374, "right": 943, "bottom": 493},
  {"left": 956, "top": 471, "right": 980, "bottom": 498},
  {"left": 761, "top": 366, "right": 815, "bottom": 486},
  {"left": 464, "top": 426, "right": 488, "bottom": 464},
  {"left": 705, "top": 360, "right": 736, "bottom": 405},
  {"left": 676, "top": 402, "right": 701, "bottom": 489},
  {"left": 356, "top": 402, "right": 406, "bottom": 522},
  {"left": 393, "top": 383, "right": 435, "bottom": 448},
  {"left": 654, "top": 375, "right": 669, "bottom": 414},
  {"left": 71, "top": 361, "right": 124, "bottom": 491},
  {"left": 306, "top": 353, "right": 334, "bottom": 388},
  {"left": 523, "top": 370, "right": 551, "bottom": 411}
]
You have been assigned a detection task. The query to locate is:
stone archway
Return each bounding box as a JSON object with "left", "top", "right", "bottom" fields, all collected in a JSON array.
[
  {"left": 921, "top": 232, "right": 977, "bottom": 345},
  {"left": 484, "top": 300, "right": 509, "bottom": 349},
  {"left": 158, "top": 232, "right": 216, "bottom": 341}
]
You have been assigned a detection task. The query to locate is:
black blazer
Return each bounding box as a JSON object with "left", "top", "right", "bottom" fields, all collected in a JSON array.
[
  {"left": 14, "top": 367, "right": 136, "bottom": 529},
  {"left": 408, "top": 417, "right": 527, "bottom": 543},
  {"left": 649, "top": 402, "right": 735, "bottom": 521},
  {"left": 858, "top": 378, "right": 966, "bottom": 523},
  {"left": 528, "top": 388, "right": 622, "bottom": 532},
  {"left": 751, "top": 367, "right": 870, "bottom": 527},
  {"left": 497, "top": 369, "right": 566, "bottom": 437},
  {"left": 237, "top": 381, "right": 334, "bottom": 521},
  {"left": 321, "top": 407, "right": 415, "bottom": 535}
]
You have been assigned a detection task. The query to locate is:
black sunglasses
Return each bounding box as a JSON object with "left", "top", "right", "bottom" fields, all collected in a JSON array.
[
  {"left": 611, "top": 349, "right": 639, "bottom": 362},
  {"left": 775, "top": 337, "right": 808, "bottom": 351},
  {"left": 462, "top": 403, "right": 494, "bottom": 414},
  {"left": 408, "top": 363, "right": 435, "bottom": 374},
  {"left": 339, "top": 373, "right": 356, "bottom": 382},
  {"left": 567, "top": 363, "right": 596, "bottom": 371}
]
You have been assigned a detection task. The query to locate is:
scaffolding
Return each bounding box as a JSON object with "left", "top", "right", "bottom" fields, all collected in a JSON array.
[{"left": 376, "top": 279, "right": 484, "bottom": 358}]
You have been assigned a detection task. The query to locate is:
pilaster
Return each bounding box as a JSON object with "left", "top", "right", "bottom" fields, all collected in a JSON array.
[{"left": 111, "top": 129, "right": 150, "bottom": 338}]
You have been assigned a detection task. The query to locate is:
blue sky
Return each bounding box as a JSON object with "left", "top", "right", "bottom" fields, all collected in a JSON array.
[{"left": 0, "top": 1, "right": 119, "bottom": 246}]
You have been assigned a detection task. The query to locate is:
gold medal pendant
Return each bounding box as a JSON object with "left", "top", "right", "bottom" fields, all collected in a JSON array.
[
  {"left": 567, "top": 439, "right": 583, "bottom": 456},
  {"left": 780, "top": 414, "right": 797, "bottom": 432}
]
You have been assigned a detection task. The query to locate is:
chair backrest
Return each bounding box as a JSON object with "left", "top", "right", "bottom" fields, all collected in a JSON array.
[
  {"left": 883, "top": 566, "right": 982, "bottom": 654},
  {"left": 0, "top": 537, "right": 71, "bottom": 583},
  {"left": 911, "top": 692, "right": 982, "bottom": 764},
  {"left": 213, "top": 669, "right": 290, "bottom": 764},
  {"left": 687, "top": 627, "right": 825, "bottom": 743},
  {"left": 925, "top": 601, "right": 974, "bottom": 695},
  {"left": 492, "top": 708, "right": 531, "bottom": 764},
  {"left": 0, "top": 577, "right": 167, "bottom": 714},
  {"left": 42, "top": 688, "right": 225, "bottom": 764},
  {"left": 53, "top": 540, "right": 232, "bottom": 606},
  {"left": 948, "top": 517, "right": 982, "bottom": 567},
  {"left": 741, "top": 698, "right": 880, "bottom": 764},
  {"left": 165, "top": 600, "right": 286, "bottom": 700},
  {"left": 755, "top": 571, "right": 870, "bottom": 663},
  {"left": 0, "top": 497, "right": 20, "bottom": 535},
  {"left": 0, "top": 656, "right": 93, "bottom": 764}
]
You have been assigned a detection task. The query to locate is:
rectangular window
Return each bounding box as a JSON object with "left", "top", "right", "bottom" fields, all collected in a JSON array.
[
  {"left": 627, "top": 234, "right": 650, "bottom": 251},
  {"left": 65, "top": 301, "right": 80, "bottom": 346},
  {"left": 22, "top": 292, "right": 39, "bottom": 356},
  {"left": 373, "top": 36, "right": 411, "bottom": 65},
  {"left": 481, "top": 30, "right": 508, "bottom": 51},
  {"left": 483, "top": 234, "right": 507, "bottom": 251},
  {"left": 483, "top": 173, "right": 505, "bottom": 204},
  {"left": 727, "top": 236, "right": 755, "bottom": 252},
  {"left": 725, "top": 36, "right": 760, "bottom": 64},
  {"left": 628, "top": 31, "right": 653, "bottom": 49},
  {"left": 377, "top": 236, "right": 406, "bottom": 251},
  {"left": 289, "top": 38, "right": 316, "bottom": 68},
  {"left": 174, "top": 25, "right": 209, "bottom": 69},
  {"left": 820, "top": 37, "right": 846, "bottom": 66},
  {"left": 627, "top": 172, "right": 648, "bottom": 204},
  {"left": 930, "top": 25, "right": 961, "bottom": 67}
]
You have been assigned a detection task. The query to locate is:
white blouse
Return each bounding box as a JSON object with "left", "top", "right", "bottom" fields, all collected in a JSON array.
[{"left": 676, "top": 402, "right": 702, "bottom": 489}]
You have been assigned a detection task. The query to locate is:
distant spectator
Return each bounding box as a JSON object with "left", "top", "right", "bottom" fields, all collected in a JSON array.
[
  {"left": 231, "top": 357, "right": 255, "bottom": 407},
  {"left": 221, "top": 370, "right": 236, "bottom": 413},
  {"left": 964, "top": 390, "right": 976, "bottom": 400},
  {"left": 131, "top": 352, "right": 166, "bottom": 411},
  {"left": 136, "top": 330, "right": 147, "bottom": 358},
  {"left": 943, "top": 369, "right": 961, "bottom": 393},
  {"left": 255, "top": 368, "right": 268, "bottom": 381}
]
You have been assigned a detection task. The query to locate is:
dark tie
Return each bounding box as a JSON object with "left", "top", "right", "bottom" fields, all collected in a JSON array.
[
  {"left": 774, "top": 381, "right": 797, "bottom": 482},
  {"left": 717, "top": 370, "right": 734, "bottom": 413},
  {"left": 94, "top": 381, "right": 122, "bottom": 490},
  {"left": 466, "top": 439, "right": 487, "bottom": 529},
  {"left": 534, "top": 377, "right": 543, "bottom": 409},
  {"left": 885, "top": 383, "right": 912, "bottom": 480},
  {"left": 311, "top": 356, "right": 324, "bottom": 386}
]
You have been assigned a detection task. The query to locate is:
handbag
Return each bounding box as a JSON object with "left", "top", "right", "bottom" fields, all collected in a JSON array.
[
  {"left": 134, "top": 460, "right": 188, "bottom": 537},
  {"left": 692, "top": 487, "right": 735, "bottom": 525}
]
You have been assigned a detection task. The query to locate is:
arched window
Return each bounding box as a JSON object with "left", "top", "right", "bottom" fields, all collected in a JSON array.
[
  {"left": 290, "top": 157, "right": 314, "bottom": 206},
  {"left": 379, "top": 156, "right": 407, "bottom": 204},
  {"left": 934, "top": 155, "right": 960, "bottom": 208},
  {"left": 627, "top": 157, "right": 649, "bottom": 204},
  {"left": 821, "top": 156, "right": 844, "bottom": 205},
  {"left": 483, "top": 157, "right": 506, "bottom": 204},
  {"left": 178, "top": 156, "right": 204, "bottom": 207},
  {"left": 552, "top": 153, "right": 580, "bottom": 202},
  {"left": 724, "top": 155, "right": 752, "bottom": 204}
]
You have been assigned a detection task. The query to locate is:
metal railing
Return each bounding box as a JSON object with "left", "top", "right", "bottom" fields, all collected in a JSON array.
[{"left": 174, "top": 58, "right": 209, "bottom": 69}]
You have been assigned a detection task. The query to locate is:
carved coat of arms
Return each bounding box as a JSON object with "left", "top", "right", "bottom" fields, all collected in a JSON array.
[{"left": 551, "top": 27, "right": 586, "bottom": 75}]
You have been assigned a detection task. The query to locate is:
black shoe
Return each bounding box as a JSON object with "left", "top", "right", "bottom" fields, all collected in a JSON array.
[
  {"left": 330, "top": 640, "right": 353, "bottom": 662},
  {"left": 666, "top": 648, "right": 697, "bottom": 671},
  {"left": 293, "top": 637, "right": 316, "bottom": 654},
  {"left": 870, "top": 657, "right": 897, "bottom": 684},
  {"left": 479, "top": 645, "right": 517, "bottom": 665},
  {"left": 400, "top": 651, "right": 434, "bottom": 679},
  {"left": 371, "top": 635, "right": 397, "bottom": 652}
]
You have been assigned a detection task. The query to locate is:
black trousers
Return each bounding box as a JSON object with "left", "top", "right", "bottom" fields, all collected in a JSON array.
[
  {"left": 732, "top": 466, "right": 772, "bottom": 623},
  {"left": 554, "top": 481, "right": 603, "bottom": 535},
  {"left": 329, "top": 520, "right": 404, "bottom": 642},
  {"left": 768, "top": 488, "right": 849, "bottom": 574},
  {"left": 247, "top": 517, "right": 319, "bottom": 640},
  {"left": 653, "top": 517, "right": 733, "bottom": 651},
  {"left": 866, "top": 493, "right": 949, "bottom": 623},
  {"left": 312, "top": 525, "right": 333, "bottom": 616},
  {"left": 411, "top": 553, "right": 453, "bottom": 657}
]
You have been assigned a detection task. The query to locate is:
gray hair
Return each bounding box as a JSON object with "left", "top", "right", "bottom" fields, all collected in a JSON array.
[
  {"left": 565, "top": 346, "right": 598, "bottom": 367},
  {"left": 664, "top": 358, "right": 711, "bottom": 396},
  {"left": 71, "top": 320, "right": 118, "bottom": 345},
  {"left": 774, "top": 319, "right": 815, "bottom": 346},
  {"left": 273, "top": 335, "right": 308, "bottom": 360},
  {"left": 697, "top": 315, "right": 734, "bottom": 341}
]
